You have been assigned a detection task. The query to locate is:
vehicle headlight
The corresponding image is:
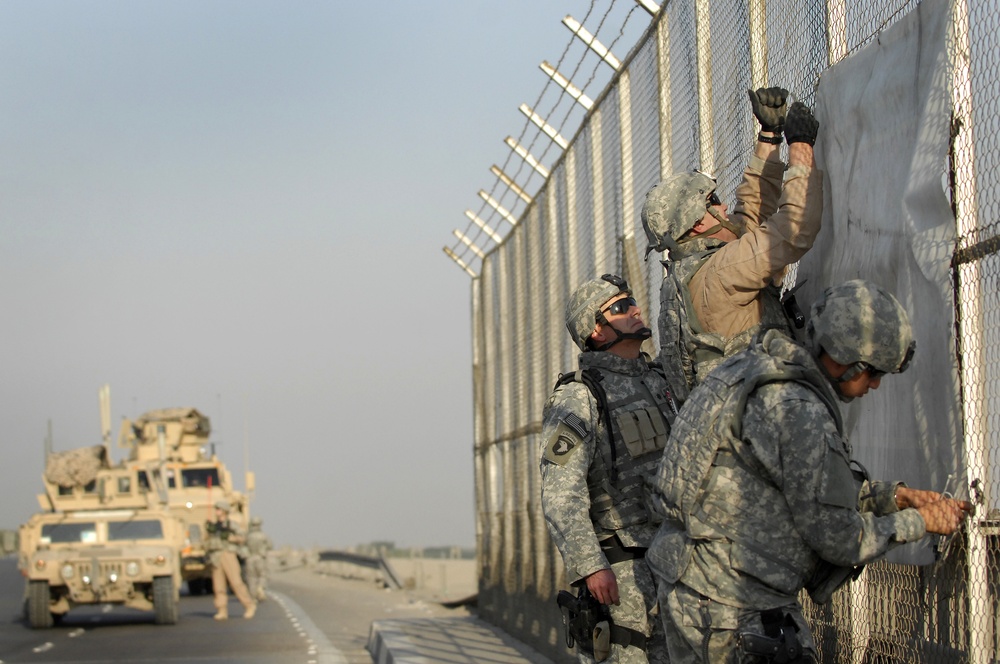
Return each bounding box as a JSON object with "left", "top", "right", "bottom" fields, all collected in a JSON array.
[
  {"left": 34, "top": 559, "right": 46, "bottom": 571},
  {"left": 125, "top": 562, "right": 140, "bottom": 577},
  {"left": 61, "top": 564, "right": 74, "bottom": 579},
  {"left": 153, "top": 555, "right": 166, "bottom": 566},
  {"left": 108, "top": 572, "right": 118, "bottom": 583},
  {"left": 82, "top": 575, "right": 91, "bottom": 585}
]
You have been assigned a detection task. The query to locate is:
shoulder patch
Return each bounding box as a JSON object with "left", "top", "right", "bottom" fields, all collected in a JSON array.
[{"left": 542, "top": 420, "right": 588, "bottom": 466}]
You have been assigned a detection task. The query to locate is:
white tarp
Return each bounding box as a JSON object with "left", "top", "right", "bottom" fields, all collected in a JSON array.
[{"left": 796, "top": 0, "right": 961, "bottom": 563}]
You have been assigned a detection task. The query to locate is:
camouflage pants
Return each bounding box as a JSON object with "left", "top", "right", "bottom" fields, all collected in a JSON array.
[
  {"left": 245, "top": 554, "right": 268, "bottom": 600},
  {"left": 576, "top": 557, "right": 668, "bottom": 664},
  {"left": 658, "top": 581, "right": 816, "bottom": 663}
]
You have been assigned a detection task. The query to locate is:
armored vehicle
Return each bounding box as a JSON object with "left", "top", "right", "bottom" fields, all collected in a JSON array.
[
  {"left": 116, "top": 408, "right": 254, "bottom": 593},
  {"left": 18, "top": 508, "right": 183, "bottom": 628}
]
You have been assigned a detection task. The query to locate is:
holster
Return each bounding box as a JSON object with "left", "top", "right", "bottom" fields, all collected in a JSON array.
[
  {"left": 556, "top": 586, "right": 647, "bottom": 661},
  {"left": 737, "top": 610, "right": 807, "bottom": 664}
]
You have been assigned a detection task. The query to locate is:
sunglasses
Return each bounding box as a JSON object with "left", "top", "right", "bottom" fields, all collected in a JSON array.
[
  {"left": 707, "top": 192, "right": 722, "bottom": 208},
  {"left": 601, "top": 296, "right": 638, "bottom": 316}
]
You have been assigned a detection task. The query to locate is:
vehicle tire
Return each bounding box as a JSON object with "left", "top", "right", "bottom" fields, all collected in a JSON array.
[
  {"left": 153, "top": 577, "right": 178, "bottom": 625},
  {"left": 27, "top": 580, "right": 54, "bottom": 629}
]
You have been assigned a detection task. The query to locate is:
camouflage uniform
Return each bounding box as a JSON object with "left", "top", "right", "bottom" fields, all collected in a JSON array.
[
  {"left": 245, "top": 519, "right": 272, "bottom": 601},
  {"left": 205, "top": 505, "right": 256, "bottom": 620},
  {"left": 648, "top": 152, "right": 823, "bottom": 396},
  {"left": 541, "top": 349, "right": 679, "bottom": 664},
  {"left": 645, "top": 329, "right": 925, "bottom": 663}
]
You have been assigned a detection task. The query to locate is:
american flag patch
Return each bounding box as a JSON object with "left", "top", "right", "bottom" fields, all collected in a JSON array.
[{"left": 563, "top": 412, "right": 589, "bottom": 439}]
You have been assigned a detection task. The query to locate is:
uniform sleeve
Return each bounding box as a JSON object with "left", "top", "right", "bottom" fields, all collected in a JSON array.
[
  {"left": 731, "top": 153, "right": 785, "bottom": 235},
  {"left": 859, "top": 480, "right": 904, "bottom": 516},
  {"left": 743, "top": 385, "right": 926, "bottom": 569},
  {"left": 540, "top": 383, "right": 608, "bottom": 584},
  {"left": 688, "top": 157, "right": 823, "bottom": 337}
]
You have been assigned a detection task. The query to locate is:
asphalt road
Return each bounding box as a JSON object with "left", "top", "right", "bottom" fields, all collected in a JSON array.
[{"left": 0, "top": 556, "right": 472, "bottom": 664}]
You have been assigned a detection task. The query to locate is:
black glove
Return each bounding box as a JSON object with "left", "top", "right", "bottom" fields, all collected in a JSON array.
[
  {"left": 748, "top": 87, "right": 788, "bottom": 133},
  {"left": 785, "top": 101, "right": 819, "bottom": 146}
]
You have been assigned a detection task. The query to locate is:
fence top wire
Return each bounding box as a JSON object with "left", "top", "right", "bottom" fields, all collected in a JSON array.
[{"left": 444, "top": 1, "right": 655, "bottom": 277}]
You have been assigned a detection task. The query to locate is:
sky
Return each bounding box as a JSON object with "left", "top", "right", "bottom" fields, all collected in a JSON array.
[{"left": 0, "top": 1, "right": 651, "bottom": 550}]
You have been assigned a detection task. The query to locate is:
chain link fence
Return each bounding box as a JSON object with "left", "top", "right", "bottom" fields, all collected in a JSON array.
[{"left": 465, "top": 1, "right": 999, "bottom": 661}]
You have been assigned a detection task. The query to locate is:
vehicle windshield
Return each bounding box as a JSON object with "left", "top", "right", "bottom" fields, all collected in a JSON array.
[
  {"left": 41, "top": 522, "right": 97, "bottom": 544},
  {"left": 182, "top": 468, "right": 220, "bottom": 488},
  {"left": 108, "top": 520, "right": 164, "bottom": 540}
]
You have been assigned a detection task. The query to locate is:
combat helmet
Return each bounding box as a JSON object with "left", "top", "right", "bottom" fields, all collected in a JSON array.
[
  {"left": 250, "top": 517, "right": 262, "bottom": 528},
  {"left": 565, "top": 274, "right": 650, "bottom": 351},
  {"left": 641, "top": 171, "right": 740, "bottom": 260},
  {"left": 807, "top": 279, "right": 916, "bottom": 383},
  {"left": 215, "top": 500, "right": 231, "bottom": 512}
]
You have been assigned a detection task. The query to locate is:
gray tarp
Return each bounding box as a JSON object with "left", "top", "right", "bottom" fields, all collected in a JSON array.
[{"left": 796, "top": 0, "right": 961, "bottom": 564}]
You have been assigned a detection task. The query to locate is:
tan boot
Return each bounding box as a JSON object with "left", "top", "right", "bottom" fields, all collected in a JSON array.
[
  {"left": 213, "top": 609, "right": 228, "bottom": 621},
  {"left": 243, "top": 602, "right": 257, "bottom": 619}
]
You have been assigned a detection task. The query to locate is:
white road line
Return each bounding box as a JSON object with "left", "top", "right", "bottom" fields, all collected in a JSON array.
[{"left": 268, "top": 591, "right": 347, "bottom": 664}]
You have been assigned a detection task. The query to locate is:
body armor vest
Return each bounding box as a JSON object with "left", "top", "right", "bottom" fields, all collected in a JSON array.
[
  {"left": 648, "top": 331, "right": 865, "bottom": 600},
  {"left": 558, "top": 353, "right": 679, "bottom": 546},
  {"left": 657, "top": 250, "right": 793, "bottom": 395}
]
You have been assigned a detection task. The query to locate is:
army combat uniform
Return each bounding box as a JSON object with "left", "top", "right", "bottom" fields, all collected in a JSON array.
[
  {"left": 645, "top": 330, "right": 926, "bottom": 663},
  {"left": 658, "top": 153, "right": 823, "bottom": 395},
  {"left": 245, "top": 521, "right": 272, "bottom": 601},
  {"left": 541, "top": 350, "right": 679, "bottom": 664}
]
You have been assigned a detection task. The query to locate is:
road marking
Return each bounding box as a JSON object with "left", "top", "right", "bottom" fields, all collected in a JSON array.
[
  {"left": 68, "top": 628, "right": 85, "bottom": 638},
  {"left": 33, "top": 643, "right": 54, "bottom": 653},
  {"left": 268, "top": 591, "right": 347, "bottom": 664}
]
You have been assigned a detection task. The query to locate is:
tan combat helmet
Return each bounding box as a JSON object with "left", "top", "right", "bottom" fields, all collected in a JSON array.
[
  {"left": 565, "top": 274, "right": 650, "bottom": 352},
  {"left": 807, "top": 279, "right": 916, "bottom": 387},
  {"left": 641, "top": 171, "right": 741, "bottom": 260}
]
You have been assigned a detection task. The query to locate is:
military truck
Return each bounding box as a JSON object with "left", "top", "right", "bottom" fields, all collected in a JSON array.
[
  {"left": 27, "top": 393, "right": 254, "bottom": 597},
  {"left": 116, "top": 408, "right": 254, "bottom": 594},
  {"left": 18, "top": 507, "right": 183, "bottom": 627}
]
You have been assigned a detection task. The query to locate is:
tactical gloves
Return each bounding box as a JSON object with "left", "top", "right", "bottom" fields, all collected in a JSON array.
[
  {"left": 748, "top": 87, "right": 788, "bottom": 133},
  {"left": 785, "top": 102, "right": 819, "bottom": 146}
]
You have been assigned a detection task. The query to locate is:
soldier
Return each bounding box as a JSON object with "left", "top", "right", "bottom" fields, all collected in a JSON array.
[
  {"left": 541, "top": 274, "right": 680, "bottom": 663},
  {"left": 641, "top": 87, "right": 822, "bottom": 397},
  {"left": 245, "top": 516, "right": 272, "bottom": 601},
  {"left": 645, "top": 279, "right": 972, "bottom": 663},
  {"left": 205, "top": 500, "right": 257, "bottom": 620}
]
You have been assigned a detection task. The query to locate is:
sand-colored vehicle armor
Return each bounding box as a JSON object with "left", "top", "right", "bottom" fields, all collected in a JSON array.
[
  {"left": 18, "top": 508, "right": 184, "bottom": 628},
  {"left": 117, "top": 408, "right": 254, "bottom": 594}
]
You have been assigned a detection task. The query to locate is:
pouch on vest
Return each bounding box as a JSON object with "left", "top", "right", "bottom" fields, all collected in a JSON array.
[{"left": 616, "top": 406, "right": 668, "bottom": 458}]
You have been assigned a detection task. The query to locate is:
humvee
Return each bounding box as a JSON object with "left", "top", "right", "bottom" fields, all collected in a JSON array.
[{"left": 18, "top": 508, "right": 184, "bottom": 628}]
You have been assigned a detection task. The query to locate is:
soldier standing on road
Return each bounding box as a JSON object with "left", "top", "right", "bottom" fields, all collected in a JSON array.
[
  {"left": 541, "top": 274, "right": 680, "bottom": 663},
  {"left": 645, "top": 279, "right": 972, "bottom": 663},
  {"left": 205, "top": 500, "right": 257, "bottom": 620},
  {"left": 641, "top": 87, "right": 822, "bottom": 397},
  {"left": 245, "top": 516, "right": 272, "bottom": 602}
]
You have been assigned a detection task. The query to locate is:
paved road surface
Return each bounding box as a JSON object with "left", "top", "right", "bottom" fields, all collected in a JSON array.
[{"left": 0, "top": 556, "right": 482, "bottom": 664}]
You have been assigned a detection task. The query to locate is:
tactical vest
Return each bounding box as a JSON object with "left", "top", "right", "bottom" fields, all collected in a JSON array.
[
  {"left": 648, "top": 331, "right": 864, "bottom": 601},
  {"left": 555, "top": 356, "right": 679, "bottom": 544},
  {"left": 657, "top": 250, "right": 792, "bottom": 394}
]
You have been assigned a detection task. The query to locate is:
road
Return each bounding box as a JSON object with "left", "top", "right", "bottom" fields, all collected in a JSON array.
[{"left": 0, "top": 556, "right": 473, "bottom": 664}]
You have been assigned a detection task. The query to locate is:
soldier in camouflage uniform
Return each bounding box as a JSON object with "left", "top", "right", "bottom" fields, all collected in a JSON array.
[
  {"left": 245, "top": 516, "right": 272, "bottom": 601},
  {"left": 645, "top": 280, "right": 972, "bottom": 663},
  {"left": 641, "top": 88, "right": 822, "bottom": 397},
  {"left": 205, "top": 500, "right": 257, "bottom": 620},
  {"left": 541, "top": 274, "right": 680, "bottom": 663}
]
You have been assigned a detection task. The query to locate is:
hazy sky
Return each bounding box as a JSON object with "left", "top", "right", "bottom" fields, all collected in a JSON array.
[{"left": 0, "top": 1, "right": 648, "bottom": 549}]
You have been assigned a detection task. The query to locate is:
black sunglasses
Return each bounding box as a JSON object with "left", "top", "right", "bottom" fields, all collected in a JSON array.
[
  {"left": 861, "top": 363, "right": 887, "bottom": 380},
  {"left": 601, "top": 296, "right": 638, "bottom": 316},
  {"left": 707, "top": 192, "right": 722, "bottom": 208}
]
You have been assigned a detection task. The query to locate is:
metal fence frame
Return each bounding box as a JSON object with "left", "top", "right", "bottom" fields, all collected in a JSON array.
[{"left": 467, "top": 1, "right": 998, "bottom": 661}]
